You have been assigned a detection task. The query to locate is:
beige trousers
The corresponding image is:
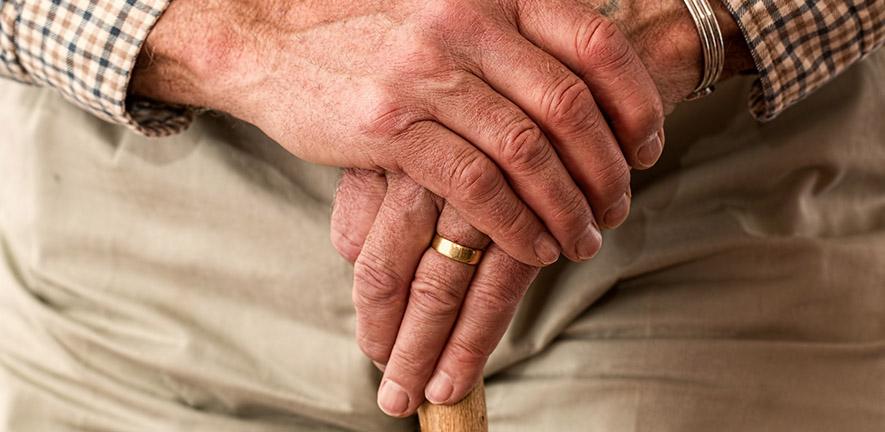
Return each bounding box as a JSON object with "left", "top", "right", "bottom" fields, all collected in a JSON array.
[{"left": 1, "top": 51, "right": 884, "bottom": 431}]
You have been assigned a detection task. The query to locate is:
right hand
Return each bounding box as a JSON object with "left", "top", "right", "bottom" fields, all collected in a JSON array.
[{"left": 132, "top": 0, "right": 665, "bottom": 266}]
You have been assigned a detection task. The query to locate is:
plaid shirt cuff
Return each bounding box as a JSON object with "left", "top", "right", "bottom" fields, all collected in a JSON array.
[
  {"left": 0, "top": 0, "right": 191, "bottom": 136},
  {"left": 723, "top": 0, "right": 885, "bottom": 121}
]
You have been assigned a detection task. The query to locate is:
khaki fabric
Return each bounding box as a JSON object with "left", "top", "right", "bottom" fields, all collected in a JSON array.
[{"left": 1, "top": 51, "right": 884, "bottom": 431}]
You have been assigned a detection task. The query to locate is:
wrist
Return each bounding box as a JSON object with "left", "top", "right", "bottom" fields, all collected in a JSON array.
[
  {"left": 607, "top": 0, "right": 754, "bottom": 108},
  {"left": 129, "top": 0, "right": 260, "bottom": 115}
]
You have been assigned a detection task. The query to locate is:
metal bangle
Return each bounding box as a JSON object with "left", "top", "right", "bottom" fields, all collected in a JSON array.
[{"left": 682, "top": 0, "right": 725, "bottom": 100}]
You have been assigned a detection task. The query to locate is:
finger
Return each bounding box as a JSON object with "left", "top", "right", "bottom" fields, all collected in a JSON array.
[
  {"left": 352, "top": 174, "right": 439, "bottom": 366},
  {"left": 426, "top": 75, "right": 601, "bottom": 261},
  {"left": 396, "top": 121, "right": 560, "bottom": 266},
  {"left": 471, "top": 28, "right": 632, "bottom": 229},
  {"left": 331, "top": 169, "right": 388, "bottom": 263},
  {"left": 425, "top": 244, "right": 540, "bottom": 405},
  {"left": 517, "top": 1, "right": 666, "bottom": 169},
  {"left": 377, "top": 205, "right": 489, "bottom": 417}
]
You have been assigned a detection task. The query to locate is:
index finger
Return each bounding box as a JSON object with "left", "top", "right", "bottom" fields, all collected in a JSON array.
[{"left": 352, "top": 175, "right": 438, "bottom": 366}]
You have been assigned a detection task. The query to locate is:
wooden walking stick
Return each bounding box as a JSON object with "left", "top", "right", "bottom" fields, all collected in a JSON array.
[{"left": 418, "top": 379, "right": 487, "bottom": 432}]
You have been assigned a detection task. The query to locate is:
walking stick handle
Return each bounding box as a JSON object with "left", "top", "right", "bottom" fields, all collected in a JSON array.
[{"left": 418, "top": 379, "right": 487, "bottom": 432}]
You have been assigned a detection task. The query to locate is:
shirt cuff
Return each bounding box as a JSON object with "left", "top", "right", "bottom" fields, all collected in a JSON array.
[
  {"left": 13, "top": 0, "right": 191, "bottom": 136},
  {"left": 721, "top": 0, "right": 885, "bottom": 121}
]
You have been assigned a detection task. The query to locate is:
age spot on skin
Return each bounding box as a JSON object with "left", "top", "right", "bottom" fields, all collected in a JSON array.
[{"left": 598, "top": 0, "right": 620, "bottom": 17}]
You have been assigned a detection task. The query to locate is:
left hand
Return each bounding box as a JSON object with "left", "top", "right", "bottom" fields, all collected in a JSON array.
[{"left": 333, "top": 171, "right": 539, "bottom": 417}]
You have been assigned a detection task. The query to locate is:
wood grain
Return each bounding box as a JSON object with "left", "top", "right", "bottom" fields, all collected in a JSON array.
[{"left": 418, "top": 380, "right": 487, "bottom": 432}]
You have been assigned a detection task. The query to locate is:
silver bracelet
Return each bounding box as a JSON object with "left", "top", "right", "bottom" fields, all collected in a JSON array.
[{"left": 681, "top": 0, "right": 725, "bottom": 100}]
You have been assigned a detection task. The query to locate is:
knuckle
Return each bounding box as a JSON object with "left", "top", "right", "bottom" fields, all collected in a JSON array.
[
  {"left": 579, "top": 105, "right": 605, "bottom": 135},
  {"left": 504, "top": 198, "right": 539, "bottom": 231},
  {"left": 360, "top": 85, "right": 430, "bottom": 140},
  {"left": 595, "top": 157, "right": 631, "bottom": 193},
  {"left": 650, "top": 98, "right": 665, "bottom": 130},
  {"left": 352, "top": 251, "right": 408, "bottom": 309},
  {"left": 629, "top": 97, "right": 665, "bottom": 137},
  {"left": 615, "top": 88, "right": 665, "bottom": 144},
  {"left": 392, "top": 349, "right": 429, "bottom": 377},
  {"left": 386, "top": 179, "right": 430, "bottom": 212},
  {"left": 469, "top": 280, "right": 524, "bottom": 315},
  {"left": 404, "top": 42, "right": 464, "bottom": 83},
  {"left": 447, "top": 336, "right": 491, "bottom": 366},
  {"left": 492, "top": 204, "right": 538, "bottom": 246},
  {"left": 409, "top": 275, "right": 464, "bottom": 320},
  {"left": 451, "top": 153, "right": 504, "bottom": 207},
  {"left": 546, "top": 191, "right": 589, "bottom": 228},
  {"left": 356, "top": 328, "right": 392, "bottom": 363},
  {"left": 576, "top": 17, "right": 633, "bottom": 71},
  {"left": 499, "top": 120, "right": 553, "bottom": 174},
  {"left": 542, "top": 75, "right": 596, "bottom": 130},
  {"left": 432, "top": 70, "right": 477, "bottom": 101},
  {"left": 330, "top": 228, "right": 363, "bottom": 263},
  {"left": 337, "top": 170, "right": 387, "bottom": 201},
  {"left": 340, "top": 168, "right": 384, "bottom": 186}
]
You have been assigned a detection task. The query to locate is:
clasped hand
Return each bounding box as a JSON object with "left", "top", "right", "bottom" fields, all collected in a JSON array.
[
  {"left": 317, "top": 0, "right": 671, "bottom": 418},
  {"left": 133, "top": 0, "right": 707, "bottom": 419},
  {"left": 140, "top": 0, "right": 667, "bottom": 262}
]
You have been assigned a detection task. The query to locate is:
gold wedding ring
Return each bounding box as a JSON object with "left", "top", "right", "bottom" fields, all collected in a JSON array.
[{"left": 430, "top": 234, "right": 483, "bottom": 266}]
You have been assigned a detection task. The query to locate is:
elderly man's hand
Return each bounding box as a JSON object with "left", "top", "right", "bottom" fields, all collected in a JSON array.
[
  {"left": 330, "top": 0, "right": 754, "bottom": 418},
  {"left": 131, "top": 0, "right": 668, "bottom": 266},
  {"left": 333, "top": 171, "right": 540, "bottom": 417}
]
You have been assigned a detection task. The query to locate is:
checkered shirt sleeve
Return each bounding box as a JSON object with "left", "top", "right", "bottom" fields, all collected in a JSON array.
[
  {"left": 0, "top": 0, "right": 191, "bottom": 136},
  {"left": 722, "top": 0, "right": 885, "bottom": 121}
]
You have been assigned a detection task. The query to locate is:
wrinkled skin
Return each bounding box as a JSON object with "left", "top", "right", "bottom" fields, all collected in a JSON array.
[
  {"left": 133, "top": 0, "right": 669, "bottom": 267},
  {"left": 330, "top": 0, "right": 753, "bottom": 418},
  {"left": 131, "top": 0, "right": 752, "bottom": 419}
]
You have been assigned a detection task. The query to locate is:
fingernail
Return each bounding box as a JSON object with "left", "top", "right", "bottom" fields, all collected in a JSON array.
[
  {"left": 603, "top": 193, "right": 631, "bottom": 228},
  {"left": 425, "top": 371, "right": 454, "bottom": 404},
  {"left": 534, "top": 232, "right": 560, "bottom": 265},
  {"left": 378, "top": 379, "right": 410, "bottom": 416},
  {"left": 576, "top": 223, "right": 603, "bottom": 261},
  {"left": 372, "top": 361, "right": 386, "bottom": 372},
  {"left": 637, "top": 134, "right": 663, "bottom": 168}
]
